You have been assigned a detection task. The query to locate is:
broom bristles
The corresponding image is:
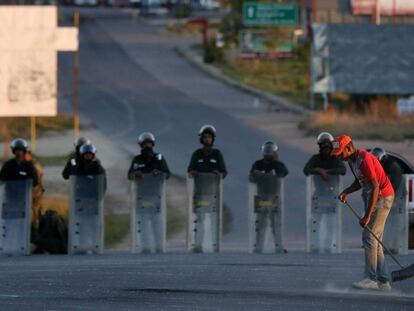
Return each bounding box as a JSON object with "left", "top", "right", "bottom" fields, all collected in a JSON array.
[{"left": 391, "top": 264, "right": 414, "bottom": 283}]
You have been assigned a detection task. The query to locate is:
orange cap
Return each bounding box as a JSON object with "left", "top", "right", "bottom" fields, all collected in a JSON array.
[{"left": 331, "top": 135, "right": 352, "bottom": 156}]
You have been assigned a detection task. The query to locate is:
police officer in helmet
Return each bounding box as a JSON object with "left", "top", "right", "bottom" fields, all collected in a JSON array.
[
  {"left": 0, "top": 138, "right": 37, "bottom": 186},
  {"left": 187, "top": 125, "right": 227, "bottom": 178},
  {"left": 128, "top": 132, "right": 170, "bottom": 180},
  {"left": 62, "top": 137, "right": 90, "bottom": 180},
  {"left": 371, "top": 147, "right": 403, "bottom": 193},
  {"left": 303, "top": 132, "right": 346, "bottom": 180},
  {"left": 249, "top": 141, "right": 288, "bottom": 180}
]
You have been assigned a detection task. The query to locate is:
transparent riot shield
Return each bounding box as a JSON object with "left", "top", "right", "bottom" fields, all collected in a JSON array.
[
  {"left": 306, "top": 175, "right": 342, "bottom": 253},
  {"left": 383, "top": 175, "right": 410, "bottom": 255},
  {"left": 248, "top": 174, "right": 284, "bottom": 254},
  {"left": 69, "top": 175, "right": 105, "bottom": 255},
  {"left": 0, "top": 180, "right": 32, "bottom": 256},
  {"left": 187, "top": 173, "right": 223, "bottom": 253},
  {"left": 130, "top": 174, "right": 166, "bottom": 254}
]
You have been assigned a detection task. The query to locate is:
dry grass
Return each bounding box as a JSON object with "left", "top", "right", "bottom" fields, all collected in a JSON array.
[
  {"left": 216, "top": 45, "right": 311, "bottom": 107},
  {"left": 40, "top": 196, "right": 130, "bottom": 249},
  {"left": 167, "top": 19, "right": 221, "bottom": 35},
  {"left": 300, "top": 110, "right": 414, "bottom": 141},
  {"left": 41, "top": 196, "right": 70, "bottom": 222},
  {"left": 0, "top": 115, "right": 74, "bottom": 142}
]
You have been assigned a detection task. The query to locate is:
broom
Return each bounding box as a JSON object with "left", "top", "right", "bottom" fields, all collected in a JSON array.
[{"left": 344, "top": 201, "right": 414, "bottom": 283}]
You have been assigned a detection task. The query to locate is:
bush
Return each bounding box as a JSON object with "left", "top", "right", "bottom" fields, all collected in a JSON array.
[
  {"left": 172, "top": 4, "right": 192, "bottom": 19},
  {"left": 219, "top": 11, "right": 243, "bottom": 46},
  {"left": 203, "top": 39, "right": 225, "bottom": 64}
]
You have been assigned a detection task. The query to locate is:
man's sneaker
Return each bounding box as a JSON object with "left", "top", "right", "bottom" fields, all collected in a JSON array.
[
  {"left": 352, "top": 278, "right": 379, "bottom": 290},
  {"left": 378, "top": 281, "right": 392, "bottom": 291}
]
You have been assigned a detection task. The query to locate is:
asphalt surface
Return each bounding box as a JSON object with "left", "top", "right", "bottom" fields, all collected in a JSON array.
[
  {"left": 0, "top": 252, "right": 413, "bottom": 310},
  {"left": 2, "top": 8, "right": 411, "bottom": 311}
]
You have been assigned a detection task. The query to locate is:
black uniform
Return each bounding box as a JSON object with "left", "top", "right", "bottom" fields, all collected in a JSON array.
[
  {"left": 249, "top": 159, "right": 289, "bottom": 178},
  {"left": 381, "top": 157, "right": 403, "bottom": 191},
  {"left": 65, "top": 158, "right": 107, "bottom": 191},
  {"left": 62, "top": 152, "right": 79, "bottom": 180},
  {"left": 303, "top": 154, "right": 346, "bottom": 176},
  {"left": 74, "top": 159, "right": 105, "bottom": 176},
  {"left": 128, "top": 153, "right": 171, "bottom": 180},
  {"left": 187, "top": 148, "right": 227, "bottom": 178},
  {"left": 0, "top": 158, "right": 38, "bottom": 186}
]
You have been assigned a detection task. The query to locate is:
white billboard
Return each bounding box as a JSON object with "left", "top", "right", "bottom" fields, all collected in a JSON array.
[{"left": 0, "top": 6, "right": 78, "bottom": 117}]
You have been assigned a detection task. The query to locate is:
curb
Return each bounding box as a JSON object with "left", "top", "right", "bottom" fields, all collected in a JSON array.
[{"left": 175, "top": 47, "right": 311, "bottom": 115}]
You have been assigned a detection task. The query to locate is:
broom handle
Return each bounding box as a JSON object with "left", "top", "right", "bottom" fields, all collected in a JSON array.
[{"left": 344, "top": 201, "right": 404, "bottom": 269}]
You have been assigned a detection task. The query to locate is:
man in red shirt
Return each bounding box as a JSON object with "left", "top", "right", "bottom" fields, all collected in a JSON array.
[{"left": 331, "top": 135, "right": 394, "bottom": 291}]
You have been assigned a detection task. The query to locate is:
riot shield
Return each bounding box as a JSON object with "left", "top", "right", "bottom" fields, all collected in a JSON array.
[
  {"left": 0, "top": 179, "right": 32, "bottom": 256},
  {"left": 130, "top": 174, "right": 166, "bottom": 254},
  {"left": 69, "top": 175, "right": 105, "bottom": 255},
  {"left": 383, "top": 175, "right": 410, "bottom": 255},
  {"left": 187, "top": 173, "right": 223, "bottom": 253},
  {"left": 248, "top": 174, "right": 284, "bottom": 253},
  {"left": 306, "top": 175, "right": 342, "bottom": 253}
]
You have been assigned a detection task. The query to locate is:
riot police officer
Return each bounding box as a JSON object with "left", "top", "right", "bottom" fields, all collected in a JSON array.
[
  {"left": 128, "top": 132, "right": 169, "bottom": 254},
  {"left": 75, "top": 144, "right": 106, "bottom": 177},
  {"left": 62, "top": 137, "right": 91, "bottom": 180},
  {"left": 0, "top": 138, "right": 37, "bottom": 186},
  {"left": 187, "top": 125, "right": 227, "bottom": 178},
  {"left": 187, "top": 125, "right": 226, "bottom": 253},
  {"left": 371, "top": 147, "right": 403, "bottom": 193},
  {"left": 249, "top": 141, "right": 288, "bottom": 253},
  {"left": 304, "top": 132, "right": 346, "bottom": 179},
  {"left": 249, "top": 141, "right": 288, "bottom": 180},
  {"left": 67, "top": 143, "right": 106, "bottom": 254},
  {"left": 128, "top": 132, "right": 170, "bottom": 180}
]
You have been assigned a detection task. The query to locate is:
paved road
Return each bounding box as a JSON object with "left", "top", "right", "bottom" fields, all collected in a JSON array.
[
  {"left": 0, "top": 252, "right": 413, "bottom": 310},
  {"left": 58, "top": 8, "right": 364, "bottom": 249}
]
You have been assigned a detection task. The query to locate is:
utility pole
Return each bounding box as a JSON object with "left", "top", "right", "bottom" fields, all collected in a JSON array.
[
  {"left": 30, "top": 116, "right": 36, "bottom": 153},
  {"left": 73, "top": 12, "right": 80, "bottom": 140},
  {"left": 374, "top": 0, "right": 381, "bottom": 25},
  {"left": 312, "top": 0, "right": 317, "bottom": 24},
  {"left": 392, "top": 0, "right": 396, "bottom": 24}
]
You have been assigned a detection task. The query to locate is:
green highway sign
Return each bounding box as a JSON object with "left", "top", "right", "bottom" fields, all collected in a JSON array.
[{"left": 243, "top": 2, "right": 298, "bottom": 27}]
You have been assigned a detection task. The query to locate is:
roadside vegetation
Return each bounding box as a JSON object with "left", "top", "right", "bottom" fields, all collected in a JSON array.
[
  {"left": 0, "top": 115, "right": 74, "bottom": 143},
  {"left": 169, "top": 1, "right": 414, "bottom": 141},
  {"left": 300, "top": 97, "right": 414, "bottom": 141},
  {"left": 217, "top": 45, "right": 311, "bottom": 107}
]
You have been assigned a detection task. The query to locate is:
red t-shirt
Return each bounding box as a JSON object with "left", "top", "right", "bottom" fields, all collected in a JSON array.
[{"left": 349, "top": 149, "right": 394, "bottom": 198}]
